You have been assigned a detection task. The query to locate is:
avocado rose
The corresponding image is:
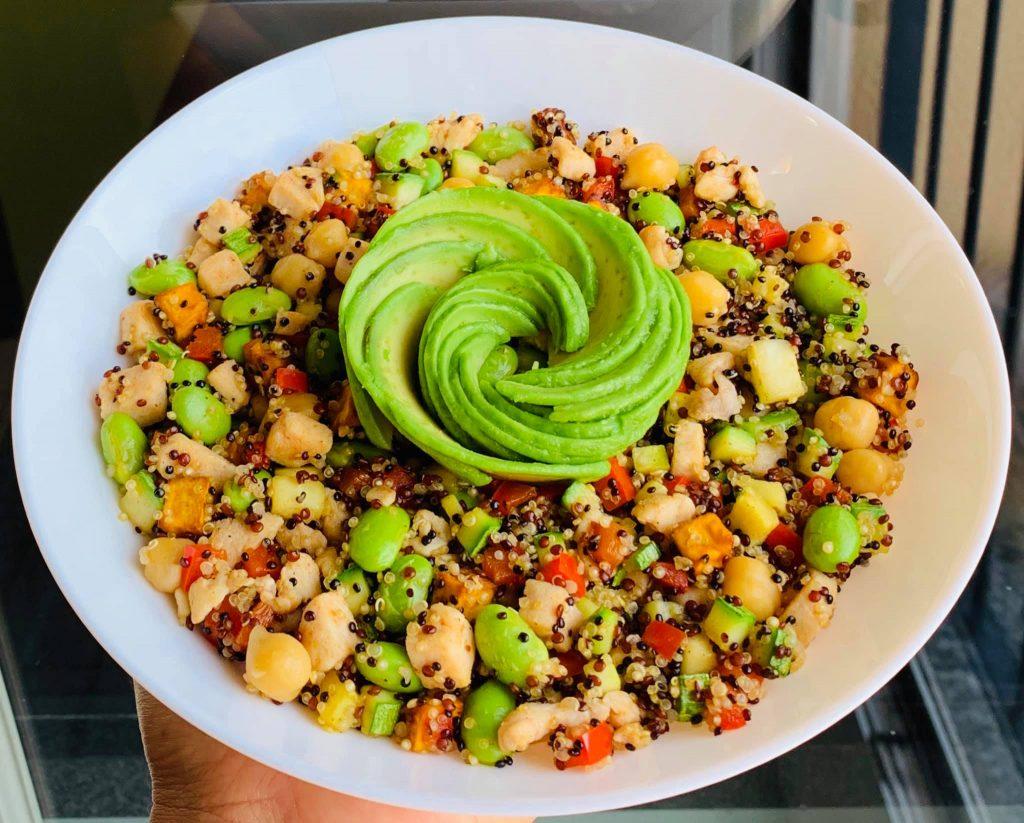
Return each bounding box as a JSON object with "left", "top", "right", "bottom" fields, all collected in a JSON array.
[{"left": 339, "top": 187, "right": 691, "bottom": 484}]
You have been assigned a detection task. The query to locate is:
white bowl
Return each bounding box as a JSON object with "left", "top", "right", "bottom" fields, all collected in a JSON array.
[{"left": 12, "top": 17, "right": 1011, "bottom": 816}]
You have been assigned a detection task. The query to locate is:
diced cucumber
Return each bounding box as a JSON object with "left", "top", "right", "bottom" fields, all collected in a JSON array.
[
  {"left": 703, "top": 597, "right": 756, "bottom": 650},
  {"left": 642, "top": 599, "right": 685, "bottom": 624},
  {"left": 582, "top": 654, "right": 621, "bottom": 696},
  {"left": 326, "top": 440, "right": 388, "bottom": 468},
  {"left": 728, "top": 489, "right": 780, "bottom": 544},
  {"left": 737, "top": 408, "right": 800, "bottom": 442},
  {"left": 674, "top": 673, "right": 710, "bottom": 721},
  {"left": 375, "top": 173, "right": 425, "bottom": 210},
  {"left": 746, "top": 338, "right": 805, "bottom": 405},
  {"left": 575, "top": 596, "right": 600, "bottom": 621},
  {"left": 146, "top": 337, "right": 184, "bottom": 365},
  {"left": 119, "top": 470, "right": 163, "bottom": 533},
  {"left": 850, "top": 499, "right": 889, "bottom": 550},
  {"left": 360, "top": 688, "right": 402, "bottom": 736},
  {"left": 794, "top": 426, "right": 841, "bottom": 480},
  {"left": 221, "top": 226, "right": 261, "bottom": 264},
  {"left": 562, "top": 480, "right": 601, "bottom": 513},
  {"left": 223, "top": 469, "right": 271, "bottom": 513},
  {"left": 708, "top": 426, "right": 757, "bottom": 464},
  {"left": 440, "top": 493, "right": 463, "bottom": 521},
  {"left": 730, "top": 474, "right": 788, "bottom": 515},
  {"left": 449, "top": 149, "right": 504, "bottom": 186},
  {"left": 576, "top": 607, "right": 620, "bottom": 658},
  {"left": 632, "top": 444, "right": 670, "bottom": 474},
  {"left": 535, "top": 531, "right": 568, "bottom": 565},
  {"left": 456, "top": 507, "right": 501, "bottom": 557},
  {"left": 751, "top": 624, "right": 797, "bottom": 677},
  {"left": 334, "top": 565, "right": 373, "bottom": 617}
]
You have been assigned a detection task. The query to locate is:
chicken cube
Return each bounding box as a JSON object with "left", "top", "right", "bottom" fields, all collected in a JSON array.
[
  {"left": 208, "top": 513, "right": 283, "bottom": 566},
  {"left": 268, "top": 166, "right": 325, "bottom": 218},
  {"left": 197, "top": 198, "right": 250, "bottom": 245},
  {"left": 333, "top": 236, "right": 369, "bottom": 284},
  {"left": 299, "top": 589, "right": 358, "bottom": 672},
  {"left": 548, "top": 136, "right": 596, "bottom": 182},
  {"left": 427, "top": 113, "right": 484, "bottom": 152},
  {"left": 150, "top": 431, "right": 237, "bottom": 489},
  {"left": 405, "top": 604, "right": 475, "bottom": 689},
  {"left": 518, "top": 579, "right": 584, "bottom": 651},
  {"left": 197, "top": 249, "right": 253, "bottom": 299},
  {"left": 265, "top": 410, "right": 333, "bottom": 468},
  {"left": 206, "top": 360, "right": 249, "bottom": 414},
  {"left": 96, "top": 362, "right": 171, "bottom": 427},
  {"left": 118, "top": 300, "right": 164, "bottom": 357},
  {"left": 271, "top": 551, "right": 321, "bottom": 614}
]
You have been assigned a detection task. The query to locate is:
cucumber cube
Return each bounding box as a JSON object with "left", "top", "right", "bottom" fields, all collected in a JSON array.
[
  {"left": 674, "top": 673, "right": 710, "bottom": 721},
  {"left": 708, "top": 426, "right": 757, "bottom": 464},
  {"left": 746, "top": 338, "right": 805, "bottom": 405},
  {"left": 703, "top": 597, "right": 756, "bottom": 650}
]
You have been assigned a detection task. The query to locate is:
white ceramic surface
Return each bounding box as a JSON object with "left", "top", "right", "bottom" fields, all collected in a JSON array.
[{"left": 12, "top": 17, "right": 1011, "bottom": 816}]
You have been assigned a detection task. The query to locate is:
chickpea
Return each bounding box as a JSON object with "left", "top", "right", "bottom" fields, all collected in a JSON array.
[
  {"left": 788, "top": 221, "right": 849, "bottom": 265},
  {"left": 139, "top": 537, "right": 191, "bottom": 593},
  {"left": 441, "top": 177, "right": 475, "bottom": 190},
  {"left": 270, "top": 253, "right": 326, "bottom": 301},
  {"left": 622, "top": 143, "right": 679, "bottom": 191},
  {"left": 836, "top": 448, "right": 904, "bottom": 495},
  {"left": 303, "top": 219, "right": 349, "bottom": 268},
  {"left": 722, "top": 556, "right": 781, "bottom": 620},
  {"left": 813, "top": 396, "right": 879, "bottom": 450},
  {"left": 244, "top": 626, "right": 312, "bottom": 703},
  {"left": 677, "top": 269, "right": 730, "bottom": 327}
]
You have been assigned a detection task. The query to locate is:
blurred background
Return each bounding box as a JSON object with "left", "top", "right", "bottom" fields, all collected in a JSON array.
[{"left": 0, "top": 1, "right": 1022, "bottom": 821}]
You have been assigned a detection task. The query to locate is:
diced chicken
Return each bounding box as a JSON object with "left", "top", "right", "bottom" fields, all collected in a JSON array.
[
  {"left": 747, "top": 441, "right": 787, "bottom": 477},
  {"left": 187, "top": 236, "right": 219, "bottom": 269},
  {"left": 268, "top": 166, "right": 325, "bottom": 218},
  {"left": 96, "top": 362, "right": 171, "bottom": 427},
  {"left": 531, "top": 108, "right": 580, "bottom": 147},
  {"left": 298, "top": 589, "right": 358, "bottom": 672},
  {"left": 518, "top": 579, "right": 584, "bottom": 652},
  {"left": 671, "top": 419, "right": 706, "bottom": 480},
  {"left": 403, "top": 509, "right": 451, "bottom": 557},
  {"left": 150, "top": 432, "right": 237, "bottom": 489},
  {"left": 584, "top": 128, "right": 639, "bottom": 161},
  {"left": 118, "top": 300, "right": 164, "bottom": 357},
  {"left": 701, "top": 331, "right": 754, "bottom": 355},
  {"left": 270, "top": 551, "right": 320, "bottom": 614},
  {"left": 188, "top": 570, "right": 230, "bottom": 625},
  {"left": 314, "top": 140, "right": 367, "bottom": 176},
  {"left": 497, "top": 697, "right": 590, "bottom": 753},
  {"left": 206, "top": 360, "right": 249, "bottom": 414},
  {"left": 405, "top": 604, "right": 475, "bottom": 689},
  {"left": 639, "top": 225, "right": 683, "bottom": 269},
  {"left": 633, "top": 492, "right": 696, "bottom": 534},
  {"left": 693, "top": 147, "right": 738, "bottom": 203},
  {"left": 427, "top": 113, "right": 484, "bottom": 152},
  {"left": 738, "top": 165, "right": 766, "bottom": 209},
  {"left": 197, "top": 249, "right": 253, "bottom": 299},
  {"left": 277, "top": 522, "right": 328, "bottom": 555},
  {"left": 197, "top": 198, "right": 251, "bottom": 245},
  {"left": 548, "top": 136, "right": 596, "bottom": 182},
  {"left": 490, "top": 148, "right": 550, "bottom": 182},
  {"left": 679, "top": 351, "right": 743, "bottom": 422},
  {"left": 782, "top": 571, "right": 839, "bottom": 660},
  {"left": 600, "top": 690, "right": 642, "bottom": 727},
  {"left": 265, "top": 411, "right": 333, "bottom": 468},
  {"left": 208, "top": 513, "right": 283, "bottom": 566},
  {"left": 689, "top": 352, "right": 735, "bottom": 387},
  {"left": 333, "top": 236, "right": 369, "bottom": 284},
  {"left": 320, "top": 493, "right": 349, "bottom": 545}
]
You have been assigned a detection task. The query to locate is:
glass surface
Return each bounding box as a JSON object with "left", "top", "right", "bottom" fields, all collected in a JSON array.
[{"left": 0, "top": 0, "right": 1021, "bottom": 820}]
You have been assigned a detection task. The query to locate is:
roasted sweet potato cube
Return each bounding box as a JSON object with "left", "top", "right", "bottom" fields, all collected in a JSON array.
[
  {"left": 857, "top": 353, "right": 919, "bottom": 419},
  {"left": 673, "top": 513, "right": 733, "bottom": 575},
  {"left": 432, "top": 569, "right": 495, "bottom": 621},
  {"left": 155, "top": 282, "right": 208, "bottom": 343},
  {"left": 406, "top": 696, "right": 462, "bottom": 753},
  {"left": 158, "top": 476, "right": 211, "bottom": 535}
]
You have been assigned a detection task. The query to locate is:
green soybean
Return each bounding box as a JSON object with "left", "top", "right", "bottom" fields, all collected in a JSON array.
[
  {"left": 100, "top": 412, "right": 148, "bottom": 484},
  {"left": 222, "top": 327, "right": 253, "bottom": 362},
  {"left": 468, "top": 126, "right": 534, "bottom": 163},
  {"left": 682, "top": 239, "right": 759, "bottom": 282},
  {"left": 628, "top": 191, "right": 685, "bottom": 234},
  {"left": 802, "top": 504, "right": 862, "bottom": 572},
  {"left": 474, "top": 605, "right": 549, "bottom": 688},
  {"left": 355, "top": 641, "right": 422, "bottom": 693},
  {"left": 220, "top": 287, "right": 291, "bottom": 325},
  {"left": 171, "top": 386, "right": 231, "bottom": 445},
  {"left": 326, "top": 440, "right": 388, "bottom": 468},
  {"left": 374, "top": 122, "right": 429, "bottom": 172},
  {"left": 348, "top": 505, "right": 411, "bottom": 572},
  {"left": 335, "top": 565, "right": 374, "bottom": 617},
  {"left": 171, "top": 357, "right": 208, "bottom": 390},
  {"left": 223, "top": 470, "right": 271, "bottom": 513},
  {"left": 792, "top": 263, "right": 865, "bottom": 319},
  {"left": 376, "top": 554, "right": 433, "bottom": 633},
  {"left": 128, "top": 259, "right": 194, "bottom": 296},
  {"left": 462, "top": 679, "right": 517, "bottom": 765},
  {"left": 414, "top": 158, "right": 444, "bottom": 193},
  {"left": 146, "top": 337, "right": 184, "bottom": 365},
  {"left": 305, "top": 327, "right": 344, "bottom": 381}
]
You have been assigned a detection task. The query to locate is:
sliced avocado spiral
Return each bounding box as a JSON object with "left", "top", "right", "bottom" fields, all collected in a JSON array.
[{"left": 339, "top": 187, "right": 691, "bottom": 484}]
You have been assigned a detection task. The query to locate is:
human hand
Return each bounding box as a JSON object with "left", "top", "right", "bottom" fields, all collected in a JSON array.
[{"left": 135, "top": 684, "right": 534, "bottom": 823}]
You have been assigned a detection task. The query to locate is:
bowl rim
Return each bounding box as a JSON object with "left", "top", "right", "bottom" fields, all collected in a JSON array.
[{"left": 11, "top": 15, "right": 1013, "bottom": 815}]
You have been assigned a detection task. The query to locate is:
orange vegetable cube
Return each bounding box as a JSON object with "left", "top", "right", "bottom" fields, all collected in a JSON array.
[
  {"left": 673, "top": 513, "right": 733, "bottom": 575},
  {"left": 154, "top": 281, "right": 208, "bottom": 343},
  {"left": 158, "top": 476, "right": 211, "bottom": 536},
  {"left": 514, "top": 177, "right": 566, "bottom": 198},
  {"left": 856, "top": 353, "right": 919, "bottom": 420},
  {"left": 406, "top": 696, "right": 462, "bottom": 753},
  {"left": 432, "top": 570, "right": 495, "bottom": 621}
]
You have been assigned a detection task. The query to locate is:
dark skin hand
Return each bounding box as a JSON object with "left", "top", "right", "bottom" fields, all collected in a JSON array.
[{"left": 135, "top": 684, "right": 534, "bottom": 823}]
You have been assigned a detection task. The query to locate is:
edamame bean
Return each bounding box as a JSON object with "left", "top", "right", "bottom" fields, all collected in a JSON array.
[
  {"left": 376, "top": 554, "right": 433, "bottom": 633},
  {"left": 348, "top": 505, "right": 411, "bottom": 572},
  {"left": 128, "top": 259, "right": 194, "bottom": 296},
  {"left": 414, "top": 158, "right": 444, "bottom": 193},
  {"left": 461, "top": 679, "right": 517, "bottom": 765},
  {"left": 223, "top": 470, "right": 271, "bottom": 513},
  {"left": 468, "top": 126, "right": 534, "bottom": 163},
  {"left": 171, "top": 386, "right": 231, "bottom": 445},
  {"left": 305, "top": 327, "right": 344, "bottom": 381},
  {"left": 335, "top": 565, "right": 374, "bottom": 617},
  {"left": 171, "top": 357, "right": 208, "bottom": 390},
  {"left": 100, "top": 412, "right": 148, "bottom": 484},
  {"left": 220, "top": 286, "right": 291, "bottom": 325},
  {"left": 374, "top": 122, "right": 429, "bottom": 172},
  {"left": 792, "top": 263, "right": 865, "bottom": 319},
  {"left": 681, "top": 239, "right": 759, "bottom": 282},
  {"left": 802, "top": 504, "right": 861, "bottom": 572},
  {"left": 326, "top": 440, "right": 388, "bottom": 468},
  {"left": 627, "top": 191, "right": 685, "bottom": 234},
  {"left": 474, "top": 605, "right": 549, "bottom": 688},
  {"left": 146, "top": 337, "right": 184, "bottom": 365},
  {"left": 222, "top": 327, "right": 253, "bottom": 362},
  {"left": 355, "top": 640, "right": 422, "bottom": 693}
]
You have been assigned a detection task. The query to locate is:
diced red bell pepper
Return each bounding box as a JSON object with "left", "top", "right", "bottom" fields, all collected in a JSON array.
[
  {"left": 273, "top": 366, "right": 309, "bottom": 394},
  {"left": 677, "top": 374, "right": 695, "bottom": 393},
  {"left": 752, "top": 218, "right": 788, "bottom": 252},
  {"left": 535, "top": 481, "right": 569, "bottom": 500},
  {"left": 478, "top": 546, "right": 525, "bottom": 589},
  {"left": 588, "top": 521, "right": 632, "bottom": 574},
  {"left": 718, "top": 706, "right": 747, "bottom": 731},
  {"left": 490, "top": 481, "right": 537, "bottom": 516},
  {"left": 240, "top": 543, "right": 281, "bottom": 580},
  {"left": 242, "top": 438, "right": 270, "bottom": 470},
  {"left": 180, "top": 544, "right": 227, "bottom": 592},
  {"left": 765, "top": 523, "right": 803, "bottom": 569},
  {"left": 556, "top": 649, "right": 587, "bottom": 678},
  {"left": 798, "top": 477, "right": 850, "bottom": 505},
  {"left": 642, "top": 619, "right": 686, "bottom": 659},
  {"left": 539, "top": 552, "right": 587, "bottom": 597},
  {"left": 594, "top": 459, "right": 635, "bottom": 511},
  {"left": 561, "top": 722, "right": 614, "bottom": 769},
  {"left": 594, "top": 155, "right": 620, "bottom": 178},
  {"left": 694, "top": 216, "right": 736, "bottom": 239},
  {"left": 678, "top": 185, "right": 700, "bottom": 221},
  {"left": 315, "top": 202, "right": 358, "bottom": 229},
  {"left": 202, "top": 597, "right": 272, "bottom": 652},
  {"left": 185, "top": 326, "right": 223, "bottom": 364},
  {"left": 648, "top": 560, "right": 690, "bottom": 593}
]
